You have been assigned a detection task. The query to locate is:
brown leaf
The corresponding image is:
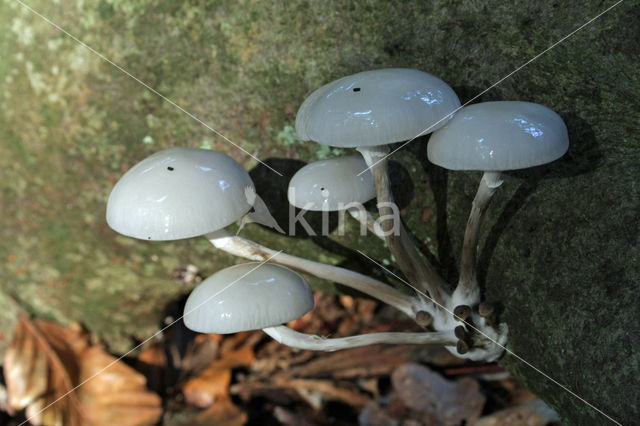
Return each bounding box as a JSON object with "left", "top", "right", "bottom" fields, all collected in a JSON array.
[
  {"left": 391, "top": 363, "right": 485, "bottom": 426},
  {"left": 3, "top": 316, "right": 162, "bottom": 426},
  {"left": 183, "top": 367, "right": 231, "bottom": 408},
  {"left": 182, "top": 346, "right": 254, "bottom": 408},
  {"left": 219, "top": 331, "right": 259, "bottom": 353},
  {"left": 4, "top": 322, "right": 48, "bottom": 410},
  {"left": 282, "top": 378, "right": 371, "bottom": 409},
  {"left": 213, "top": 346, "right": 255, "bottom": 370},
  {"left": 287, "top": 345, "right": 456, "bottom": 380},
  {"left": 231, "top": 377, "right": 371, "bottom": 410},
  {"left": 4, "top": 316, "right": 86, "bottom": 426},
  {"left": 475, "top": 399, "right": 561, "bottom": 426},
  {"left": 186, "top": 396, "right": 247, "bottom": 426},
  {"left": 78, "top": 346, "right": 163, "bottom": 426}
]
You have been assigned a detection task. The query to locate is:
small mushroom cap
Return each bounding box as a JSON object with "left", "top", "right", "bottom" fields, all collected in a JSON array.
[
  {"left": 295, "top": 68, "right": 461, "bottom": 147},
  {"left": 107, "top": 147, "right": 254, "bottom": 241},
  {"left": 287, "top": 155, "right": 375, "bottom": 211},
  {"left": 183, "top": 263, "right": 314, "bottom": 334},
  {"left": 427, "top": 101, "right": 569, "bottom": 171}
]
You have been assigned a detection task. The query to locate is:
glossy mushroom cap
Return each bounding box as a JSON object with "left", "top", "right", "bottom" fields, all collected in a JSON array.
[
  {"left": 183, "top": 263, "right": 314, "bottom": 334},
  {"left": 107, "top": 147, "right": 254, "bottom": 241},
  {"left": 427, "top": 101, "right": 569, "bottom": 171},
  {"left": 295, "top": 68, "right": 461, "bottom": 147},
  {"left": 287, "top": 156, "right": 375, "bottom": 211}
]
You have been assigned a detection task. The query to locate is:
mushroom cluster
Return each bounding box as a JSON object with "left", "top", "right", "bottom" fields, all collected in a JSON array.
[{"left": 106, "top": 68, "right": 569, "bottom": 362}]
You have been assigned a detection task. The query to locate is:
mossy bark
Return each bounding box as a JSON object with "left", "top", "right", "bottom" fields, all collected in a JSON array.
[{"left": 1, "top": 0, "right": 637, "bottom": 423}]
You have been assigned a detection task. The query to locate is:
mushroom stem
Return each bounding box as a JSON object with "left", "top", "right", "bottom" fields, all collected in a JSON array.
[
  {"left": 454, "top": 171, "right": 503, "bottom": 306},
  {"left": 262, "top": 325, "right": 457, "bottom": 352},
  {"left": 347, "top": 207, "right": 385, "bottom": 239},
  {"left": 205, "top": 230, "right": 420, "bottom": 318},
  {"left": 357, "top": 145, "right": 449, "bottom": 308}
]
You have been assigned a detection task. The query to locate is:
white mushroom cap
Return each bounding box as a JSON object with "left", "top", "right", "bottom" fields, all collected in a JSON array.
[
  {"left": 427, "top": 101, "right": 569, "bottom": 171},
  {"left": 106, "top": 147, "right": 254, "bottom": 241},
  {"left": 287, "top": 155, "right": 375, "bottom": 211},
  {"left": 183, "top": 262, "right": 314, "bottom": 334},
  {"left": 295, "top": 68, "right": 461, "bottom": 147}
]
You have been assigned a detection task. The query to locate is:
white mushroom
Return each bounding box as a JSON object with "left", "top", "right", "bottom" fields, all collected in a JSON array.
[
  {"left": 295, "top": 68, "right": 460, "bottom": 308},
  {"left": 183, "top": 262, "right": 314, "bottom": 334},
  {"left": 427, "top": 101, "right": 569, "bottom": 171},
  {"left": 287, "top": 155, "right": 383, "bottom": 237},
  {"left": 184, "top": 262, "right": 456, "bottom": 351},
  {"left": 295, "top": 68, "right": 460, "bottom": 147},
  {"left": 106, "top": 147, "right": 253, "bottom": 241},
  {"left": 106, "top": 147, "right": 419, "bottom": 318},
  {"left": 428, "top": 101, "right": 569, "bottom": 308}
]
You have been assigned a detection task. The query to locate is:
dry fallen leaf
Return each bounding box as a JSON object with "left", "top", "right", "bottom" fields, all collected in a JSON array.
[
  {"left": 475, "top": 399, "right": 561, "bottom": 426},
  {"left": 183, "top": 367, "right": 232, "bottom": 408},
  {"left": 230, "top": 377, "right": 371, "bottom": 411},
  {"left": 281, "top": 378, "right": 371, "bottom": 409},
  {"left": 79, "top": 346, "right": 163, "bottom": 426},
  {"left": 3, "top": 315, "right": 162, "bottom": 426},
  {"left": 185, "top": 395, "right": 247, "bottom": 426},
  {"left": 359, "top": 363, "right": 486, "bottom": 426},
  {"left": 4, "top": 316, "right": 85, "bottom": 426},
  {"left": 182, "top": 346, "right": 254, "bottom": 408},
  {"left": 391, "top": 363, "right": 485, "bottom": 426}
]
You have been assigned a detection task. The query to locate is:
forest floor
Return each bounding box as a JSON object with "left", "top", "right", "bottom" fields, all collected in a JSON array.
[{"left": 1, "top": 289, "right": 560, "bottom": 426}]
